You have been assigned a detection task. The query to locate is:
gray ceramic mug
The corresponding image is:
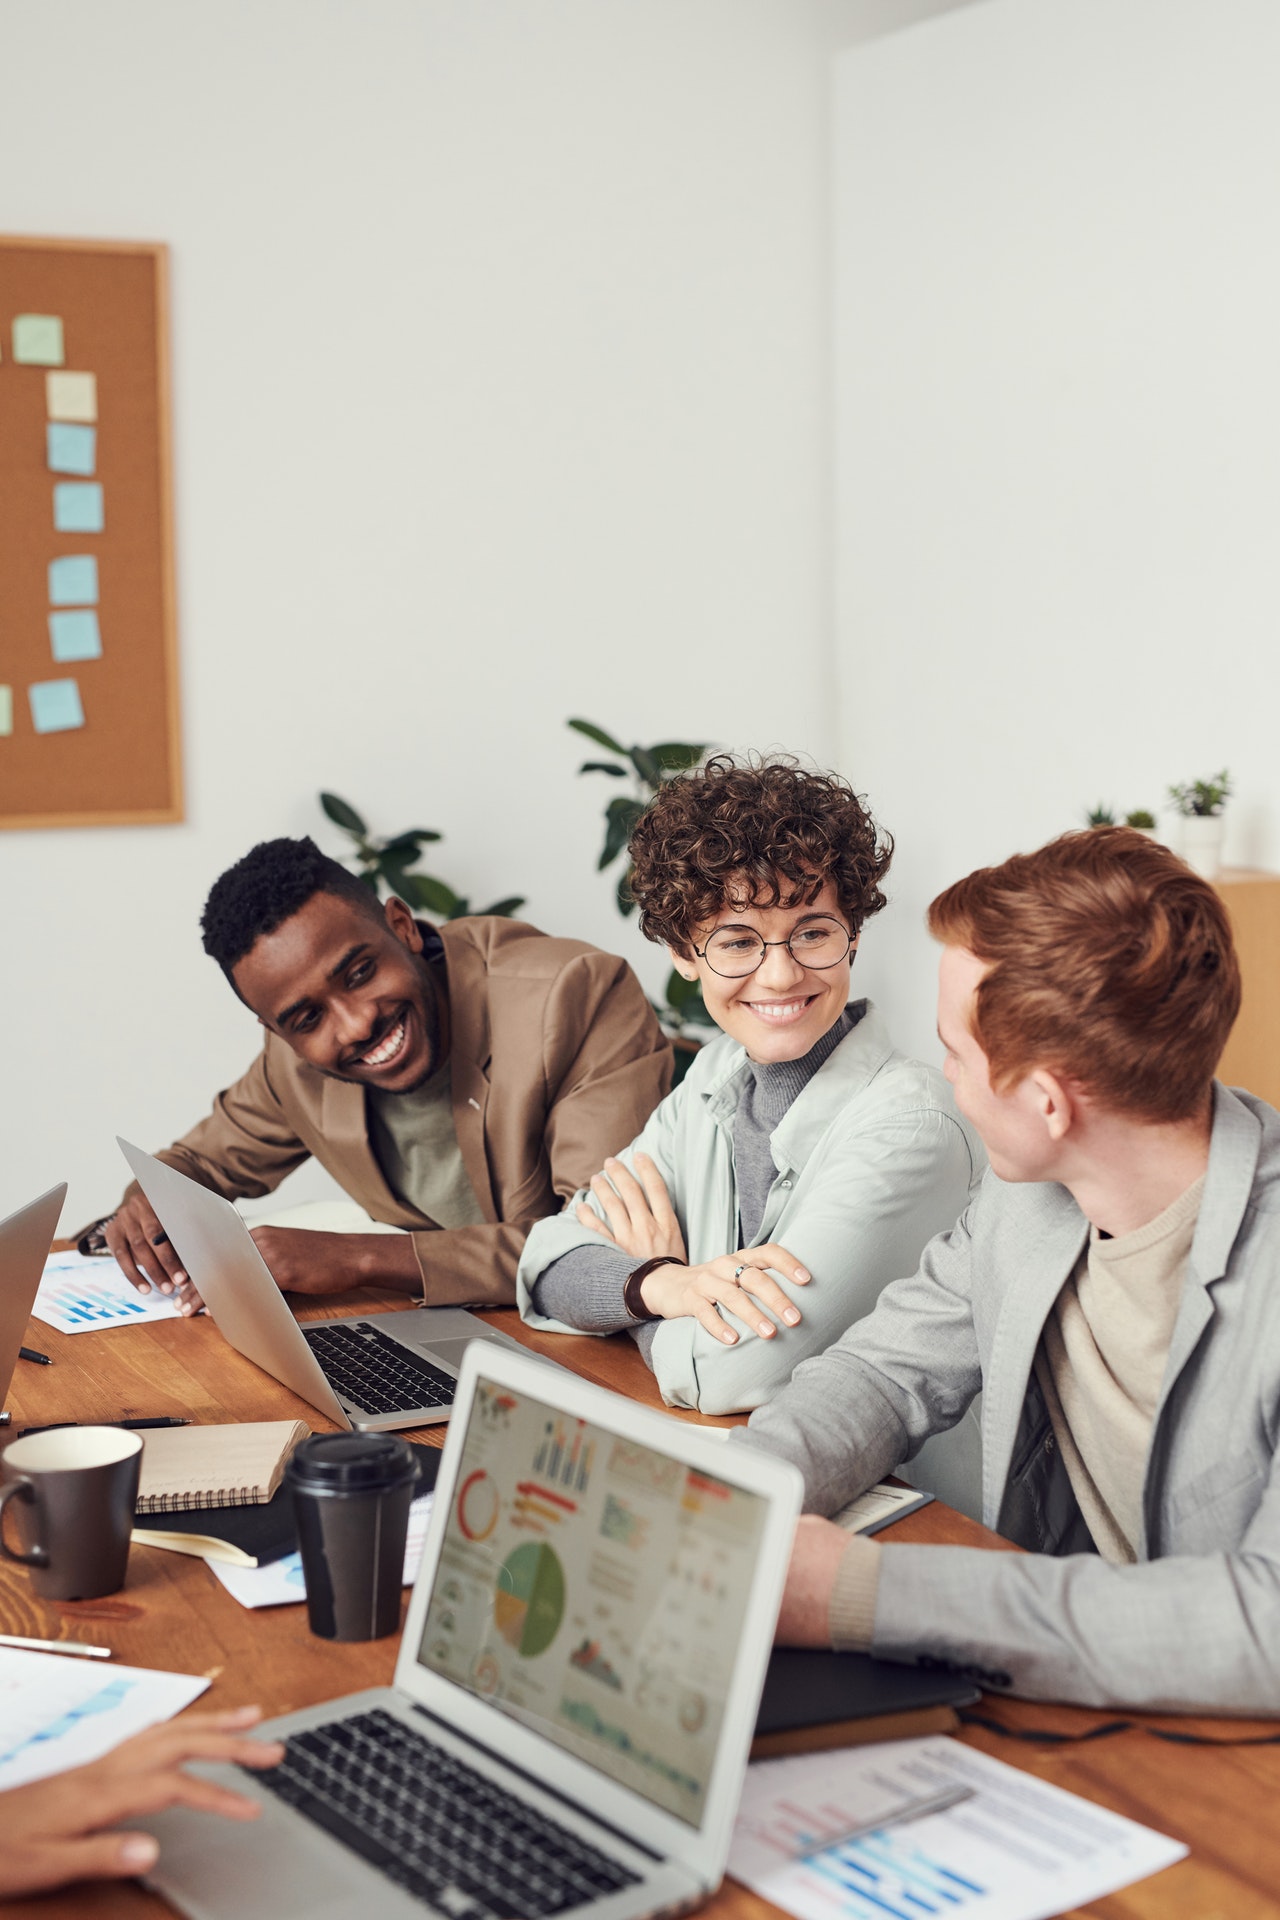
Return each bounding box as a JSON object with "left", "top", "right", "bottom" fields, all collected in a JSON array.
[{"left": 0, "top": 1426, "right": 143, "bottom": 1600}]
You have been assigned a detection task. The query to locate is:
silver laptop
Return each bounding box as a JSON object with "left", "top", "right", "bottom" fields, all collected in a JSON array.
[
  {"left": 0, "top": 1184, "right": 67, "bottom": 1410},
  {"left": 144, "top": 1341, "right": 802, "bottom": 1920},
  {"left": 118, "top": 1140, "right": 538, "bottom": 1432}
]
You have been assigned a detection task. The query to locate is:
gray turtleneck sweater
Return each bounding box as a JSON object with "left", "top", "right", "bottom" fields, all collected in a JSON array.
[{"left": 530, "top": 1008, "right": 859, "bottom": 1362}]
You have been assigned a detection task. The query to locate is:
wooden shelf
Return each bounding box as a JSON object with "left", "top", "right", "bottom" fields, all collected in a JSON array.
[{"left": 1213, "top": 870, "right": 1280, "bottom": 1107}]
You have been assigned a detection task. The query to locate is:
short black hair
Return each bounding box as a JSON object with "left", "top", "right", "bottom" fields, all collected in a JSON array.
[{"left": 201, "top": 836, "right": 381, "bottom": 981}]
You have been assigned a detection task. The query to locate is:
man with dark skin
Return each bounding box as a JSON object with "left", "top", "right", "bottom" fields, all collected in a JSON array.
[{"left": 90, "top": 838, "right": 672, "bottom": 1313}]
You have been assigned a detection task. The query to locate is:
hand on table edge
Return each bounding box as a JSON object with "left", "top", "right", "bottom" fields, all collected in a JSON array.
[{"left": 0, "top": 1706, "right": 285, "bottom": 1901}]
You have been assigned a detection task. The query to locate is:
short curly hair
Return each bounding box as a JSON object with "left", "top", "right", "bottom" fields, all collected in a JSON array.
[
  {"left": 627, "top": 755, "right": 893, "bottom": 955},
  {"left": 201, "top": 836, "right": 381, "bottom": 983}
]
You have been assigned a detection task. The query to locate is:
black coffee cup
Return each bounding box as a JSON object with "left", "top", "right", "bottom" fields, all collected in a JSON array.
[
  {"left": 0, "top": 1426, "right": 143, "bottom": 1600},
  {"left": 285, "top": 1433, "right": 420, "bottom": 1641}
]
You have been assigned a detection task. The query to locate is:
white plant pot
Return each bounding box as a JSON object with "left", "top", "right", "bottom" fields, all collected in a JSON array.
[{"left": 1181, "top": 815, "right": 1225, "bottom": 880}]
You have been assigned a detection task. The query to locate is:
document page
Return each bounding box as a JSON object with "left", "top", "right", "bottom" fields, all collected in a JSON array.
[
  {"left": 0, "top": 1649, "right": 208, "bottom": 1790},
  {"left": 730, "top": 1736, "right": 1186, "bottom": 1920},
  {"left": 33, "top": 1250, "right": 181, "bottom": 1333},
  {"left": 419, "top": 1380, "right": 767, "bottom": 1826}
]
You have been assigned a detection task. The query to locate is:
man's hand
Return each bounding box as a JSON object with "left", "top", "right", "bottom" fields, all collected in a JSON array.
[
  {"left": 105, "top": 1191, "right": 190, "bottom": 1298},
  {"left": 0, "top": 1706, "right": 285, "bottom": 1901},
  {"left": 576, "top": 1153, "right": 688, "bottom": 1264},
  {"left": 774, "top": 1515, "right": 851, "bottom": 1646},
  {"left": 248, "top": 1227, "right": 423, "bottom": 1297}
]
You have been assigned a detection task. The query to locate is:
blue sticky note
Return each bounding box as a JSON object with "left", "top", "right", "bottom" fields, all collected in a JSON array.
[
  {"left": 29, "top": 679, "right": 85, "bottom": 734},
  {"left": 49, "top": 610, "right": 102, "bottom": 663},
  {"left": 53, "top": 483, "right": 104, "bottom": 534},
  {"left": 48, "top": 555, "right": 99, "bottom": 606},
  {"left": 47, "top": 422, "right": 96, "bottom": 476}
]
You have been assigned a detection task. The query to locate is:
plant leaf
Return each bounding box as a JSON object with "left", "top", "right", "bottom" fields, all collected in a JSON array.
[
  {"left": 649, "top": 741, "right": 707, "bottom": 771},
  {"left": 616, "top": 867, "right": 636, "bottom": 915},
  {"left": 319, "top": 791, "right": 367, "bottom": 835},
  {"left": 568, "top": 717, "right": 627, "bottom": 754},
  {"left": 599, "top": 797, "right": 644, "bottom": 870},
  {"left": 398, "top": 872, "right": 463, "bottom": 916},
  {"left": 447, "top": 897, "right": 471, "bottom": 919},
  {"left": 577, "top": 760, "right": 629, "bottom": 778},
  {"left": 381, "top": 829, "right": 443, "bottom": 854},
  {"left": 630, "top": 745, "right": 661, "bottom": 788},
  {"left": 482, "top": 895, "right": 526, "bottom": 918}
]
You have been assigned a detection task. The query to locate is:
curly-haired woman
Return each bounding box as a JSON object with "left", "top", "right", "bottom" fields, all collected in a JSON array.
[{"left": 518, "top": 757, "right": 985, "bottom": 1502}]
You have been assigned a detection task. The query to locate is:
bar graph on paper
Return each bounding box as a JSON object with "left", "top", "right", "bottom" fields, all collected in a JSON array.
[
  {"left": 730, "top": 1739, "right": 1186, "bottom": 1920},
  {"left": 33, "top": 1251, "right": 181, "bottom": 1334}
]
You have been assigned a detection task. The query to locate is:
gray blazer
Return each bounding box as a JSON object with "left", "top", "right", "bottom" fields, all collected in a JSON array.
[{"left": 737, "top": 1083, "right": 1280, "bottom": 1713}]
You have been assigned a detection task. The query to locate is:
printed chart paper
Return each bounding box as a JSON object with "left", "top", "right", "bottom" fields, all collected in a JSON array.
[
  {"left": 210, "top": 1494, "right": 435, "bottom": 1609},
  {"left": 33, "top": 1250, "right": 182, "bottom": 1333},
  {"left": 729, "top": 1737, "right": 1186, "bottom": 1920},
  {"left": 0, "top": 1649, "right": 208, "bottom": 1790}
]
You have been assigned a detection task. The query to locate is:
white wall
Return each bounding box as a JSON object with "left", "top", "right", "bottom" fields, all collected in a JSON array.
[
  {"left": 834, "top": 0, "right": 1280, "bottom": 1062},
  {"left": 0, "top": 0, "right": 837, "bottom": 1229}
]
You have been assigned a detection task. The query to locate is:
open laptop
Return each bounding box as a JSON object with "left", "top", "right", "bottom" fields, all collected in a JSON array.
[
  {"left": 144, "top": 1341, "right": 802, "bottom": 1920},
  {"left": 118, "top": 1140, "right": 540, "bottom": 1432},
  {"left": 0, "top": 1184, "right": 67, "bottom": 1412}
]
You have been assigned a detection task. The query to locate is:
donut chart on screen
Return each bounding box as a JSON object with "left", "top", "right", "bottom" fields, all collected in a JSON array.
[{"left": 457, "top": 1469, "right": 499, "bottom": 1542}]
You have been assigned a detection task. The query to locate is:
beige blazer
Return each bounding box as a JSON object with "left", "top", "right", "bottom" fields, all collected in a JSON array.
[{"left": 112, "top": 918, "right": 672, "bottom": 1306}]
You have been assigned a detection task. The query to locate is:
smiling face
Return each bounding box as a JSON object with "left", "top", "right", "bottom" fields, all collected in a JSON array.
[
  {"left": 672, "top": 878, "right": 856, "bottom": 1064},
  {"left": 231, "top": 890, "right": 445, "bottom": 1092}
]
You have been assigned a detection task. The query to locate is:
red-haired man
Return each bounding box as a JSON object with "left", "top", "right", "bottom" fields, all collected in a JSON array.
[{"left": 740, "top": 828, "right": 1280, "bottom": 1711}]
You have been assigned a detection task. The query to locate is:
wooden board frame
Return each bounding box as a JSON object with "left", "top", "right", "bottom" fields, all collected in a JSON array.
[{"left": 0, "top": 234, "right": 182, "bottom": 829}]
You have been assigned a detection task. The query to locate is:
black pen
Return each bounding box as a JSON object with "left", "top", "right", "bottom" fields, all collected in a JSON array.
[
  {"left": 18, "top": 1346, "right": 51, "bottom": 1365},
  {"left": 17, "top": 1417, "right": 193, "bottom": 1437}
]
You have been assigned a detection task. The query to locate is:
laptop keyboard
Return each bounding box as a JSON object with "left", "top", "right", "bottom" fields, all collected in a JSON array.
[
  {"left": 251, "top": 1708, "right": 642, "bottom": 1917},
  {"left": 302, "top": 1321, "right": 456, "bottom": 1415}
]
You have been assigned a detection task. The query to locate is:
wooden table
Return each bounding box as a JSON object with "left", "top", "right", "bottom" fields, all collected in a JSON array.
[{"left": 3, "top": 1287, "right": 1278, "bottom": 1920}]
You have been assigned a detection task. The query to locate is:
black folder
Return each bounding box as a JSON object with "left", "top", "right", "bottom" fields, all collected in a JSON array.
[{"left": 752, "top": 1647, "right": 980, "bottom": 1757}]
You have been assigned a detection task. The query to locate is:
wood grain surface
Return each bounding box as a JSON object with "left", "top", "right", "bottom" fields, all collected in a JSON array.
[{"left": 3, "top": 1283, "right": 1277, "bottom": 1920}]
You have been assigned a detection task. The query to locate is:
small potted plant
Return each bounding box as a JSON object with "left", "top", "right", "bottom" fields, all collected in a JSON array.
[
  {"left": 1084, "top": 803, "right": 1117, "bottom": 827},
  {"left": 1167, "top": 770, "right": 1231, "bottom": 880},
  {"left": 1124, "top": 808, "right": 1158, "bottom": 841}
]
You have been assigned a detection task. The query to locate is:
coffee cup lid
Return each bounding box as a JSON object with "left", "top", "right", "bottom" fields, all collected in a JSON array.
[{"left": 285, "top": 1432, "right": 420, "bottom": 1494}]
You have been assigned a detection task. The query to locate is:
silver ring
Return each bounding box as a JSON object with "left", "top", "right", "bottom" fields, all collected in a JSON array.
[{"left": 732, "top": 1264, "right": 747, "bottom": 1282}]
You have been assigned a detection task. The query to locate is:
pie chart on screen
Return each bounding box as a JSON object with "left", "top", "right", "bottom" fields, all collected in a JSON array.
[
  {"left": 458, "top": 1470, "right": 499, "bottom": 1542},
  {"left": 494, "top": 1542, "right": 565, "bottom": 1657}
]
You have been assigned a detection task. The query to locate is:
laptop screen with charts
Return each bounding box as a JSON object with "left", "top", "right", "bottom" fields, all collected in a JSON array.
[
  {"left": 418, "top": 1376, "right": 767, "bottom": 1828},
  {"left": 143, "top": 1343, "right": 802, "bottom": 1920}
]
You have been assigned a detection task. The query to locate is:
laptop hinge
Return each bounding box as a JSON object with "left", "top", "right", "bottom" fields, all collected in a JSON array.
[{"left": 409, "top": 1701, "right": 665, "bottom": 1863}]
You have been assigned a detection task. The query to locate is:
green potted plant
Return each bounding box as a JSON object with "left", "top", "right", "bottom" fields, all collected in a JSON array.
[
  {"left": 1084, "top": 803, "right": 1117, "bottom": 827},
  {"left": 1167, "top": 770, "right": 1231, "bottom": 880},
  {"left": 1124, "top": 808, "right": 1158, "bottom": 841},
  {"left": 319, "top": 792, "right": 525, "bottom": 919},
  {"left": 568, "top": 719, "right": 710, "bottom": 1078}
]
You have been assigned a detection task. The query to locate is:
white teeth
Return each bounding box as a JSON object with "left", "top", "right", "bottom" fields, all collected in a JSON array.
[
  {"left": 748, "top": 999, "right": 809, "bottom": 1021},
  {"left": 362, "top": 1019, "right": 406, "bottom": 1066}
]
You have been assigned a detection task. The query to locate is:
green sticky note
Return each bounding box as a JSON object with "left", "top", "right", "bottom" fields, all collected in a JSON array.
[
  {"left": 13, "top": 314, "right": 64, "bottom": 365},
  {"left": 0, "top": 687, "right": 11, "bottom": 737},
  {"left": 29, "top": 679, "right": 85, "bottom": 734}
]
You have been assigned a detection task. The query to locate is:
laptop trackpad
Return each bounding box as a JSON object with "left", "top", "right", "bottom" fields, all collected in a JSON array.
[{"left": 427, "top": 1334, "right": 509, "bottom": 1368}]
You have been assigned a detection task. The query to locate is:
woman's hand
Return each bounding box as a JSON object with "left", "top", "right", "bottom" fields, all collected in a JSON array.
[
  {"left": 575, "top": 1153, "right": 688, "bottom": 1264},
  {"left": 0, "top": 1706, "right": 285, "bottom": 1901},
  {"left": 639, "top": 1246, "right": 810, "bottom": 1345}
]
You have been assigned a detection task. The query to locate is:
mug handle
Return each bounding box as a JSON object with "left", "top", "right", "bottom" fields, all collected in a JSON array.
[{"left": 0, "top": 1478, "right": 49, "bottom": 1567}]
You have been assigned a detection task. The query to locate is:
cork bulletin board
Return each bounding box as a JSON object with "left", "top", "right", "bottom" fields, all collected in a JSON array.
[{"left": 0, "top": 236, "right": 181, "bottom": 829}]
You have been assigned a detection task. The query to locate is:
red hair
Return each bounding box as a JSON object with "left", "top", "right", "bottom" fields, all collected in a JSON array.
[{"left": 927, "top": 828, "right": 1240, "bottom": 1123}]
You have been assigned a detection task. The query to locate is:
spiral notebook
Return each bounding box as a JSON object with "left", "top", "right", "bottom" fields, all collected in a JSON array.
[{"left": 134, "top": 1420, "right": 310, "bottom": 1514}]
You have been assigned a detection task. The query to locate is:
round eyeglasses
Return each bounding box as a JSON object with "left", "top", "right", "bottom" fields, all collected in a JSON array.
[{"left": 693, "top": 915, "right": 853, "bottom": 979}]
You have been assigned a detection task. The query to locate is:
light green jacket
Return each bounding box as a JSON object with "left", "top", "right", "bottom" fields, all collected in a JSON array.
[{"left": 517, "top": 1001, "right": 985, "bottom": 1440}]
